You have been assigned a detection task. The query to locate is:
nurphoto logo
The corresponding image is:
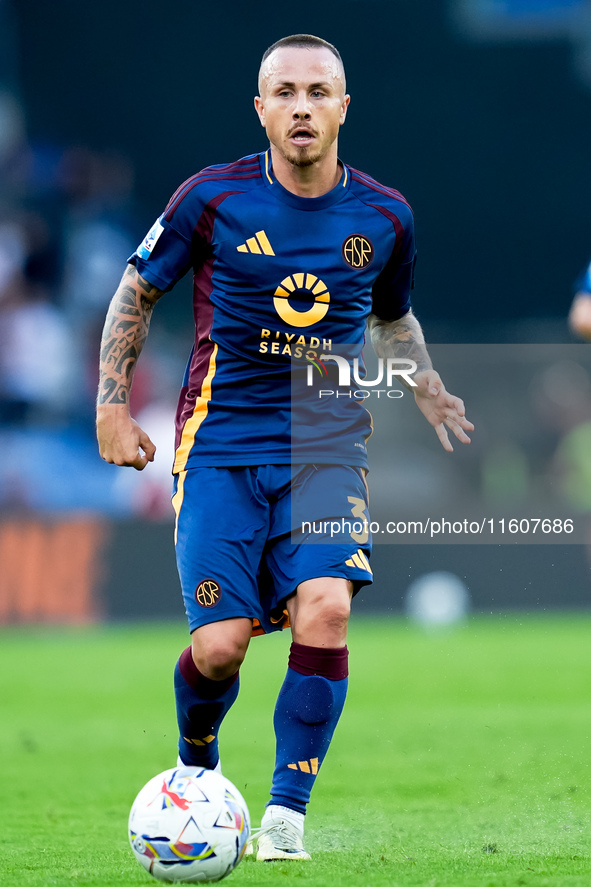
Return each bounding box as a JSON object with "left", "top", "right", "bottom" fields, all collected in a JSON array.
[{"left": 305, "top": 355, "right": 417, "bottom": 399}]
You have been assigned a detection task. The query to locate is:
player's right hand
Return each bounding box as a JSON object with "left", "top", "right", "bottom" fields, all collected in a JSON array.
[{"left": 96, "top": 404, "right": 156, "bottom": 470}]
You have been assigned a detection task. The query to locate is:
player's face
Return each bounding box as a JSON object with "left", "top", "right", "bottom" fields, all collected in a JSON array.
[{"left": 255, "top": 46, "right": 350, "bottom": 169}]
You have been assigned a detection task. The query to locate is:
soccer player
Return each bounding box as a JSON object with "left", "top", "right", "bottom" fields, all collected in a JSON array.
[{"left": 96, "top": 34, "right": 473, "bottom": 860}]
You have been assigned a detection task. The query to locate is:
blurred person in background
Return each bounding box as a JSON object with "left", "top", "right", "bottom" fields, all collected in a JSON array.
[
  {"left": 0, "top": 213, "right": 74, "bottom": 425},
  {"left": 0, "top": 90, "right": 29, "bottom": 207},
  {"left": 59, "top": 147, "right": 139, "bottom": 421},
  {"left": 0, "top": 61, "right": 176, "bottom": 513}
]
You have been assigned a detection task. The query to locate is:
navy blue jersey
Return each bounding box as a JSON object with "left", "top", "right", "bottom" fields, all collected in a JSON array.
[{"left": 129, "top": 151, "right": 415, "bottom": 472}]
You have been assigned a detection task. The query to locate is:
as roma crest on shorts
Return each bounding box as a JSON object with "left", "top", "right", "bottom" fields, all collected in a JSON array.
[
  {"left": 195, "top": 579, "right": 222, "bottom": 608},
  {"left": 342, "top": 234, "right": 374, "bottom": 269}
]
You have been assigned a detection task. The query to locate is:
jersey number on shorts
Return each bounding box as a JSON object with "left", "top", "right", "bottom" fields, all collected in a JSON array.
[{"left": 347, "top": 496, "right": 369, "bottom": 544}]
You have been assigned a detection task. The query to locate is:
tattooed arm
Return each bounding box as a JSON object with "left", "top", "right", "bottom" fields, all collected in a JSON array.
[
  {"left": 96, "top": 265, "right": 164, "bottom": 469},
  {"left": 368, "top": 308, "right": 433, "bottom": 381},
  {"left": 368, "top": 309, "right": 473, "bottom": 452}
]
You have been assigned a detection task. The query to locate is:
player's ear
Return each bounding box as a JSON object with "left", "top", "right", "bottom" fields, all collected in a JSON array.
[
  {"left": 340, "top": 94, "right": 350, "bottom": 125},
  {"left": 254, "top": 95, "right": 266, "bottom": 127}
]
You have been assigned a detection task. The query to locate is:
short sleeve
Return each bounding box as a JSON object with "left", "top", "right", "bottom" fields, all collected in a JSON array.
[
  {"left": 128, "top": 215, "right": 195, "bottom": 293},
  {"left": 371, "top": 212, "right": 416, "bottom": 322}
]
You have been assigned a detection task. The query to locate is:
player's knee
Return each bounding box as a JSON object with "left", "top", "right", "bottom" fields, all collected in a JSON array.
[
  {"left": 191, "top": 638, "right": 246, "bottom": 680},
  {"left": 313, "top": 595, "right": 351, "bottom": 633},
  {"left": 190, "top": 618, "right": 250, "bottom": 679},
  {"left": 294, "top": 597, "right": 350, "bottom": 646},
  {"left": 319, "top": 606, "right": 351, "bottom": 637}
]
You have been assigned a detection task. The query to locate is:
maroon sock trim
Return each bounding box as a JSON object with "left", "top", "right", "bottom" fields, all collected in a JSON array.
[
  {"left": 288, "top": 642, "right": 349, "bottom": 680},
  {"left": 178, "top": 647, "right": 239, "bottom": 699}
]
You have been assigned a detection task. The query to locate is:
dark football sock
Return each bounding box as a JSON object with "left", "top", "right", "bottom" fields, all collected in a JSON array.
[
  {"left": 269, "top": 642, "right": 349, "bottom": 814},
  {"left": 174, "top": 646, "right": 239, "bottom": 770}
]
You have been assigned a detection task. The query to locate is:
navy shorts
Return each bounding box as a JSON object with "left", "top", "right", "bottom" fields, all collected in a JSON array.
[{"left": 171, "top": 464, "right": 373, "bottom": 635}]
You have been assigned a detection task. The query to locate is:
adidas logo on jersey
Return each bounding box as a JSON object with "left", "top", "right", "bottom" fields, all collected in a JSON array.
[
  {"left": 345, "top": 549, "right": 372, "bottom": 572},
  {"left": 287, "top": 757, "right": 319, "bottom": 774},
  {"left": 237, "top": 230, "right": 275, "bottom": 255}
]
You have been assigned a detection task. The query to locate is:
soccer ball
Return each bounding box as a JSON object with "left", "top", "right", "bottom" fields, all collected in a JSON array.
[{"left": 129, "top": 766, "right": 250, "bottom": 883}]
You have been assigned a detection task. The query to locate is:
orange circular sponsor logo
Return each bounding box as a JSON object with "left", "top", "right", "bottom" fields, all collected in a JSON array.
[
  {"left": 273, "top": 272, "right": 330, "bottom": 328},
  {"left": 195, "top": 579, "right": 221, "bottom": 608}
]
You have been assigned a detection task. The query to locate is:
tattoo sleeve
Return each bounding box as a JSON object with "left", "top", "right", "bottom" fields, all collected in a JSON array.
[
  {"left": 97, "top": 265, "right": 164, "bottom": 405},
  {"left": 368, "top": 310, "right": 432, "bottom": 383}
]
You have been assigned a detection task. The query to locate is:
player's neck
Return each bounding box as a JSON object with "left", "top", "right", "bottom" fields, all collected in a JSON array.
[{"left": 270, "top": 146, "right": 342, "bottom": 198}]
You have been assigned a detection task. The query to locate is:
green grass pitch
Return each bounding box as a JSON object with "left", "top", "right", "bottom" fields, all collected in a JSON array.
[{"left": 2, "top": 614, "right": 591, "bottom": 886}]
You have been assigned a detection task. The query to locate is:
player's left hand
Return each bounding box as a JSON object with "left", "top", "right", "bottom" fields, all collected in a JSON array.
[{"left": 413, "top": 370, "right": 473, "bottom": 452}]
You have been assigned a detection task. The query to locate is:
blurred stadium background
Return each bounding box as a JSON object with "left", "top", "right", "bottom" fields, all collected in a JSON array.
[{"left": 1, "top": 0, "right": 591, "bottom": 626}]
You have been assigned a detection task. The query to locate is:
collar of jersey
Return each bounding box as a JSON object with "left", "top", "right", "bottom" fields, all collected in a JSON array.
[{"left": 259, "top": 150, "right": 349, "bottom": 211}]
